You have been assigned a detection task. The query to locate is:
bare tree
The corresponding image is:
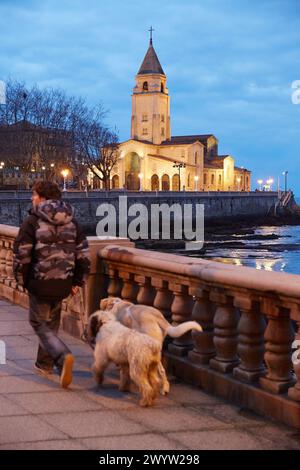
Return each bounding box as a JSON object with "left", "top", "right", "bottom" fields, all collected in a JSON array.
[
  {"left": 0, "top": 79, "right": 117, "bottom": 189},
  {"left": 76, "top": 111, "right": 119, "bottom": 190}
]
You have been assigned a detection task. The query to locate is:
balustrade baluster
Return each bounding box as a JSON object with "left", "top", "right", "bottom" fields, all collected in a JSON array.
[
  {"left": 168, "top": 282, "right": 194, "bottom": 356},
  {"left": 233, "top": 295, "right": 266, "bottom": 382},
  {"left": 188, "top": 286, "right": 216, "bottom": 364},
  {"left": 119, "top": 271, "right": 138, "bottom": 303},
  {"left": 107, "top": 267, "right": 123, "bottom": 298},
  {"left": 260, "top": 302, "right": 294, "bottom": 393},
  {"left": 135, "top": 275, "right": 156, "bottom": 306},
  {"left": 209, "top": 290, "right": 240, "bottom": 373}
]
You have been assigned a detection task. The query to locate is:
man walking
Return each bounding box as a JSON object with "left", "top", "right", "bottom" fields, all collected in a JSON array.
[{"left": 13, "top": 181, "right": 90, "bottom": 388}]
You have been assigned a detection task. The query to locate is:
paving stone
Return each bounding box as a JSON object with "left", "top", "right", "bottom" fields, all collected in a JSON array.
[
  {"left": 6, "top": 345, "right": 37, "bottom": 360},
  {"left": 169, "top": 383, "right": 225, "bottom": 406},
  {"left": 0, "top": 374, "right": 62, "bottom": 393},
  {"left": 0, "top": 321, "right": 33, "bottom": 335},
  {"left": 81, "top": 386, "right": 178, "bottom": 411},
  {"left": 0, "top": 439, "right": 87, "bottom": 450},
  {"left": 0, "top": 335, "right": 32, "bottom": 348},
  {"left": 0, "top": 415, "right": 67, "bottom": 444},
  {"left": 0, "top": 394, "right": 30, "bottom": 416},
  {"left": 8, "top": 390, "right": 105, "bottom": 414},
  {"left": 80, "top": 433, "right": 186, "bottom": 450},
  {"left": 246, "top": 425, "right": 300, "bottom": 450},
  {"left": 0, "top": 360, "right": 35, "bottom": 377},
  {"left": 41, "top": 410, "right": 147, "bottom": 438},
  {"left": 189, "top": 403, "right": 267, "bottom": 427},
  {"left": 167, "top": 429, "right": 274, "bottom": 450},
  {"left": 119, "top": 406, "right": 234, "bottom": 433}
]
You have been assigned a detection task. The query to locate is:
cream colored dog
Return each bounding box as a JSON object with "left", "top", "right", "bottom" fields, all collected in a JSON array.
[
  {"left": 98, "top": 297, "right": 203, "bottom": 395},
  {"left": 88, "top": 309, "right": 161, "bottom": 407}
]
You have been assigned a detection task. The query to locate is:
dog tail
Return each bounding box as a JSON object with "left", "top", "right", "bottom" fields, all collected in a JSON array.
[{"left": 166, "top": 321, "right": 202, "bottom": 338}]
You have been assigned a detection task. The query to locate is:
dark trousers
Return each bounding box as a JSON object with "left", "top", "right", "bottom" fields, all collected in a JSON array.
[{"left": 29, "top": 293, "right": 71, "bottom": 370}]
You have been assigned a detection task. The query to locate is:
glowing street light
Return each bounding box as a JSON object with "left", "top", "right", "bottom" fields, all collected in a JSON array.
[
  {"left": 282, "top": 170, "right": 288, "bottom": 193},
  {"left": 194, "top": 175, "right": 199, "bottom": 191},
  {"left": 237, "top": 177, "right": 241, "bottom": 191},
  {"left": 61, "top": 169, "right": 69, "bottom": 191},
  {"left": 266, "top": 178, "right": 274, "bottom": 191},
  {"left": 257, "top": 179, "right": 263, "bottom": 191}
]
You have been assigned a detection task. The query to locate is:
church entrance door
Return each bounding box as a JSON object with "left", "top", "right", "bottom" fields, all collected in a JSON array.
[{"left": 125, "top": 152, "right": 141, "bottom": 190}]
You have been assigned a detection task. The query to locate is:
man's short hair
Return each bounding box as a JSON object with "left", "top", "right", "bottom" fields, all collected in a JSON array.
[{"left": 32, "top": 181, "right": 62, "bottom": 200}]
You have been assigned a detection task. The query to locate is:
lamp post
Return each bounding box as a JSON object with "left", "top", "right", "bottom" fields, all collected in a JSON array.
[
  {"left": 173, "top": 162, "right": 186, "bottom": 191},
  {"left": 0, "top": 161, "right": 4, "bottom": 188},
  {"left": 194, "top": 175, "right": 199, "bottom": 191},
  {"left": 257, "top": 179, "right": 263, "bottom": 191},
  {"left": 282, "top": 171, "right": 288, "bottom": 193},
  {"left": 61, "top": 169, "right": 69, "bottom": 192}
]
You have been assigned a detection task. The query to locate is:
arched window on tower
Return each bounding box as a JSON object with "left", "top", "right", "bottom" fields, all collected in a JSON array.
[
  {"left": 143, "top": 81, "right": 148, "bottom": 91},
  {"left": 161, "top": 82, "right": 164, "bottom": 93}
]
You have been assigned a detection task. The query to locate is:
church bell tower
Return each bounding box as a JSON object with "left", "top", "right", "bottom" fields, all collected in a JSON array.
[{"left": 131, "top": 28, "right": 171, "bottom": 145}]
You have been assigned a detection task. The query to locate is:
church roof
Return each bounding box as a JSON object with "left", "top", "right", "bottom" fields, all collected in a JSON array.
[
  {"left": 161, "top": 135, "right": 215, "bottom": 146},
  {"left": 137, "top": 40, "right": 165, "bottom": 76}
]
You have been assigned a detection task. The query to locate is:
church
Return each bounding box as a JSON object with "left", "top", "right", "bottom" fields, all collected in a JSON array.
[{"left": 110, "top": 34, "right": 251, "bottom": 192}]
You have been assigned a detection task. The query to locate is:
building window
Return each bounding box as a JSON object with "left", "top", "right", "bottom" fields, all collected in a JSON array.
[
  {"left": 181, "top": 150, "right": 185, "bottom": 158},
  {"left": 161, "top": 127, "right": 165, "bottom": 137},
  {"left": 142, "top": 114, "right": 148, "bottom": 122},
  {"left": 204, "top": 173, "right": 207, "bottom": 185},
  {"left": 187, "top": 173, "right": 191, "bottom": 187},
  {"left": 161, "top": 114, "right": 165, "bottom": 122},
  {"left": 143, "top": 81, "right": 148, "bottom": 91},
  {"left": 218, "top": 174, "right": 222, "bottom": 185},
  {"left": 161, "top": 83, "right": 164, "bottom": 93},
  {"left": 142, "top": 128, "right": 148, "bottom": 135},
  {"left": 195, "top": 151, "right": 198, "bottom": 165},
  {"left": 211, "top": 174, "right": 215, "bottom": 185}
]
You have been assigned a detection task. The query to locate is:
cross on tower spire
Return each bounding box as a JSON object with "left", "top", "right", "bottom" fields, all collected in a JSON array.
[{"left": 148, "top": 26, "right": 154, "bottom": 45}]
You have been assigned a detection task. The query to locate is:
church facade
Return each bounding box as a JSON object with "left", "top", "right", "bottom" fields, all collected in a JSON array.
[{"left": 110, "top": 37, "right": 251, "bottom": 192}]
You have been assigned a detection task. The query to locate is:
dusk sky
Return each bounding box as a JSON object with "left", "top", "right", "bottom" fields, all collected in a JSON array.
[{"left": 0, "top": 0, "right": 299, "bottom": 191}]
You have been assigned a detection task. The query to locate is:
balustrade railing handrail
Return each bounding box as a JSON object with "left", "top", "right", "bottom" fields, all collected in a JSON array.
[{"left": 99, "top": 244, "right": 300, "bottom": 302}]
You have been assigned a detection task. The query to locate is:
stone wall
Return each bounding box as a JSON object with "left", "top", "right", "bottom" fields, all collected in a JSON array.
[{"left": 0, "top": 191, "right": 279, "bottom": 232}]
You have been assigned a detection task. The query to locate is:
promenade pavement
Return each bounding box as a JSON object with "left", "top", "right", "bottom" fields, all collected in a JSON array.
[{"left": 0, "top": 297, "right": 299, "bottom": 450}]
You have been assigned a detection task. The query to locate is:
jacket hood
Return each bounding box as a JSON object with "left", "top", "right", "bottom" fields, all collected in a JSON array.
[{"left": 33, "top": 199, "right": 75, "bottom": 226}]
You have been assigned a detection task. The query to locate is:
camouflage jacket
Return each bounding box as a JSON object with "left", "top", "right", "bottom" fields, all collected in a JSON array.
[{"left": 13, "top": 199, "right": 91, "bottom": 300}]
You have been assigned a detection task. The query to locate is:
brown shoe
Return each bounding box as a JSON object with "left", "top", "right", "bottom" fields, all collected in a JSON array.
[{"left": 60, "top": 353, "right": 74, "bottom": 388}]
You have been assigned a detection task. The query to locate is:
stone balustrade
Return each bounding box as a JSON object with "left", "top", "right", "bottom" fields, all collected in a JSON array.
[
  {"left": 98, "top": 244, "right": 300, "bottom": 430},
  {"left": 1, "top": 222, "right": 300, "bottom": 429}
]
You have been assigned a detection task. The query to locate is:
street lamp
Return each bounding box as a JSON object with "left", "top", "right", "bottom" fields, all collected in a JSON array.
[
  {"left": 0, "top": 161, "right": 4, "bottom": 188},
  {"left": 282, "top": 171, "right": 288, "bottom": 193},
  {"left": 173, "top": 162, "right": 186, "bottom": 191},
  {"left": 194, "top": 175, "right": 199, "bottom": 191},
  {"left": 266, "top": 178, "right": 274, "bottom": 191},
  {"left": 138, "top": 173, "right": 143, "bottom": 191},
  {"left": 61, "top": 169, "right": 69, "bottom": 192},
  {"left": 237, "top": 177, "right": 241, "bottom": 192},
  {"left": 257, "top": 179, "right": 263, "bottom": 191}
]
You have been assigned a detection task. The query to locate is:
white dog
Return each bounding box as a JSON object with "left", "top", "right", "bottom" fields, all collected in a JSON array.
[
  {"left": 88, "top": 309, "right": 162, "bottom": 407},
  {"left": 98, "top": 297, "right": 203, "bottom": 395}
]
